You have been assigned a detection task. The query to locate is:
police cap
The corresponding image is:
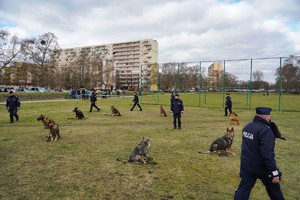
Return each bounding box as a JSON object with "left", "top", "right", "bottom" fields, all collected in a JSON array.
[{"left": 256, "top": 107, "right": 272, "bottom": 115}]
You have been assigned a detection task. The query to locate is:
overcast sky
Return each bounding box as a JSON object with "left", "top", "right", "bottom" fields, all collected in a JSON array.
[{"left": 1, "top": 0, "right": 300, "bottom": 81}]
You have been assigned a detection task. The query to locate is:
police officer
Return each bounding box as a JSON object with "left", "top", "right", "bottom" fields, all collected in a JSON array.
[
  {"left": 89, "top": 90, "right": 100, "bottom": 112},
  {"left": 130, "top": 92, "right": 142, "bottom": 111},
  {"left": 170, "top": 94, "right": 184, "bottom": 129},
  {"left": 224, "top": 93, "right": 232, "bottom": 116},
  {"left": 234, "top": 107, "right": 284, "bottom": 200},
  {"left": 5, "top": 91, "right": 21, "bottom": 123}
]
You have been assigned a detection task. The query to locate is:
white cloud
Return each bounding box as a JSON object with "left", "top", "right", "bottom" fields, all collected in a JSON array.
[{"left": 0, "top": 0, "right": 299, "bottom": 82}]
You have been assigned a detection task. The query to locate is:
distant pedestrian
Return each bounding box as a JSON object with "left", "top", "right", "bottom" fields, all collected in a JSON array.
[
  {"left": 130, "top": 92, "right": 142, "bottom": 111},
  {"left": 224, "top": 93, "right": 232, "bottom": 116},
  {"left": 81, "top": 88, "right": 86, "bottom": 100},
  {"left": 71, "top": 88, "right": 77, "bottom": 99},
  {"left": 76, "top": 88, "right": 81, "bottom": 100},
  {"left": 89, "top": 90, "right": 100, "bottom": 112},
  {"left": 5, "top": 91, "right": 21, "bottom": 123},
  {"left": 171, "top": 94, "right": 184, "bottom": 129}
]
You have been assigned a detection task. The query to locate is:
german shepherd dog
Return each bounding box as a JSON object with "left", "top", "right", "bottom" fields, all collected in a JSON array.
[
  {"left": 199, "top": 127, "right": 235, "bottom": 156},
  {"left": 111, "top": 106, "right": 121, "bottom": 116},
  {"left": 117, "top": 138, "right": 157, "bottom": 164},
  {"left": 230, "top": 112, "right": 240, "bottom": 125},
  {"left": 37, "top": 114, "right": 56, "bottom": 128},
  {"left": 73, "top": 107, "right": 86, "bottom": 119},
  {"left": 160, "top": 105, "right": 167, "bottom": 117},
  {"left": 47, "top": 122, "right": 60, "bottom": 142}
]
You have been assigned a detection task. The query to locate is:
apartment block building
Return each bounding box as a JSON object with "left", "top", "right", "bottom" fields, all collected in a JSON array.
[
  {"left": 52, "top": 39, "right": 158, "bottom": 90},
  {"left": 208, "top": 62, "right": 223, "bottom": 88}
]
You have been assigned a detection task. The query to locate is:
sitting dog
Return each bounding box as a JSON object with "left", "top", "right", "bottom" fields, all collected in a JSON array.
[
  {"left": 47, "top": 122, "right": 60, "bottom": 142},
  {"left": 37, "top": 114, "right": 56, "bottom": 128},
  {"left": 230, "top": 112, "right": 240, "bottom": 125},
  {"left": 73, "top": 107, "right": 86, "bottom": 119},
  {"left": 199, "top": 127, "right": 235, "bottom": 156},
  {"left": 117, "top": 137, "right": 157, "bottom": 164},
  {"left": 111, "top": 106, "right": 121, "bottom": 116},
  {"left": 160, "top": 105, "right": 167, "bottom": 117}
]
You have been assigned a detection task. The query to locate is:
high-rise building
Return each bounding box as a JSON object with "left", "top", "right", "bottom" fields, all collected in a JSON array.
[
  {"left": 52, "top": 39, "right": 158, "bottom": 90},
  {"left": 208, "top": 62, "right": 223, "bottom": 88}
]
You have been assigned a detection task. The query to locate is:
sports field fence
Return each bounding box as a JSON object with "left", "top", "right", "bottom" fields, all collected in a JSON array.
[{"left": 137, "top": 56, "right": 300, "bottom": 112}]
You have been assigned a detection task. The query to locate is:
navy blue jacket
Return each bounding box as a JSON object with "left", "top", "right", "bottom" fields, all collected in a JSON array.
[
  {"left": 90, "top": 93, "right": 97, "bottom": 102},
  {"left": 6, "top": 95, "right": 21, "bottom": 109},
  {"left": 132, "top": 94, "right": 139, "bottom": 103},
  {"left": 171, "top": 99, "right": 184, "bottom": 114},
  {"left": 225, "top": 96, "right": 232, "bottom": 107},
  {"left": 240, "top": 116, "right": 277, "bottom": 175}
]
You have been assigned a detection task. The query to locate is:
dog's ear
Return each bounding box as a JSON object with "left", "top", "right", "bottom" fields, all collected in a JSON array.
[
  {"left": 231, "top": 127, "right": 234, "bottom": 131},
  {"left": 227, "top": 127, "right": 229, "bottom": 132}
]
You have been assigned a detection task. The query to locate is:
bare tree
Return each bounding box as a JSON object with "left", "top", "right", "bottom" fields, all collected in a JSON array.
[
  {"left": 0, "top": 29, "right": 22, "bottom": 69},
  {"left": 160, "top": 63, "right": 177, "bottom": 90},
  {"left": 21, "top": 32, "right": 60, "bottom": 87},
  {"left": 253, "top": 70, "right": 264, "bottom": 82},
  {"left": 275, "top": 56, "right": 300, "bottom": 93}
]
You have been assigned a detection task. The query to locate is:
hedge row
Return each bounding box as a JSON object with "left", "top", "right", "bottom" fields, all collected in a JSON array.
[{"left": 0, "top": 92, "right": 69, "bottom": 102}]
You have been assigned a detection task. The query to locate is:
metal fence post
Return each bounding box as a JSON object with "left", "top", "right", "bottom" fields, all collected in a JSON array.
[
  {"left": 198, "top": 61, "right": 202, "bottom": 107},
  {"left": 278, "top": 57, "right": 283, "bottom": 113}
]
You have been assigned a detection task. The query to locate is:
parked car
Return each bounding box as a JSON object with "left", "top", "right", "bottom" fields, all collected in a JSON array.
[{"left": 28, "top": 87, "right": 49, "bottom": 92}]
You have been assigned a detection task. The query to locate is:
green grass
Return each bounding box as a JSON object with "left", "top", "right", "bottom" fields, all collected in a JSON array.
[{"left": 0, "top": 94, "right": 299, "bottom": 200}]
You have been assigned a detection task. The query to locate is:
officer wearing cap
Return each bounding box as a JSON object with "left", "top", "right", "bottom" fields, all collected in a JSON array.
[
  {"left": 224, "top": 93, "right": 232, "bottom": 116},
  {"left": 170, "top": 93, "right": 184, "bottom": 129},
  {"left": 5, "top": 91, "right": 21, "bottom": 123},
  {"left": 234, "top": 107, "right": 284, "bottom": 200}
]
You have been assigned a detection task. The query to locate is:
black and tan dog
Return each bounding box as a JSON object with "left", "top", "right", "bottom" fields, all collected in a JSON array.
[
  {"left": 72, "top": 107, "right": 86, "bottom": 119},
  {"left": 230, "top": 112, "right": 240, "bottom": 125},
  {"left": 46, "top": 122, "right": 60, "bottom": 142},
  {"left": 37, "top": 114, "right": 56, "bottom": 128},
  {"left": 160, "top": 105, "right": 167, "bottom": 117},
  {"left": 111, "top": 106, "right": 121, "bottom": 116},
  {"left": 199, "top": 127, "right": 235, "bottom": 156},
  {"left": 117, "top": 137, "right": 157, "bottom": 164}
]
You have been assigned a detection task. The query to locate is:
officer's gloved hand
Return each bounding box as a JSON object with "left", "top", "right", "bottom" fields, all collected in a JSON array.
[{"left": 269, "top": 169, "right": 282, "bottom": 183}]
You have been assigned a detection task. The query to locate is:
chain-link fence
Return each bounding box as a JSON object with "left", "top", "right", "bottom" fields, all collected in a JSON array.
[{"left": 139, "top": 56, "right": 300, "bottom": 112}]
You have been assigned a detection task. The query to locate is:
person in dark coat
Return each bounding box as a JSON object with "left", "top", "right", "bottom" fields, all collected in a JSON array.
[
  {"left": 224, "top": 93, "right": 232, "bottom": 116},
  {"left": 130, "top": 92, "right": 142, "bottom": 111},
  {"left": 5, "top": 91, "right": 21, "bottom": 123},
  {"left": 234, "top": 107, "right": 284, "bottom": 200},
  {"left": 170, "top": 94, "right": 184, "bottom": 129},
  {"left": 89, "top": 90, "right": 100, "bottom": 112}
]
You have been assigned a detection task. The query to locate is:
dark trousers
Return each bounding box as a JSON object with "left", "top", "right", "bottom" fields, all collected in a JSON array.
[
  {"left": 131, "top": 102, "right": 142, "bottom": 111},
  {"left": 9, "top": 108, "right": 19, "bottom": 123},
  {"left": 225, "top": 106, "right": 232, "bottom": 116},
  {"left": 234, "top": 169, "right": 284, "bottom": 200},
  {"left": 173, "top": 113, "right": 181, "bottom": 128},
  {"left": 90, "top": 102, "right": 100, "bottom": 112}
]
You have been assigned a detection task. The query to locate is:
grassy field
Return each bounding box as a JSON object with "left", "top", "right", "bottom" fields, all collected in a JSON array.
[{"left": 0, "top": 94, "right": 299, "bottom": 200}]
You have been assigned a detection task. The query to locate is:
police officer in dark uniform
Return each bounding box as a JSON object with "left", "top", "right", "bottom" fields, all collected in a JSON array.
[
  {"left": 130, "top": 92, "right": 142, "bottom": 111},
  {"left": 5, "top": 91, "right": 21, "bottom": 123},
  {"left": 224, "top": 93, "right": 232, "bottom": 116},
  {"left": 170, "top": 94, "right": 184, "bottom": 129},
  {"left": 89, "top": 90, "right": 100, "bottom": 112},
  {"left": 234, "top": 107, "right": 284, "bottom": 200}
]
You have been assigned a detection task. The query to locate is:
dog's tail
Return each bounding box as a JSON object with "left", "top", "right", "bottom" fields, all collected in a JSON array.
[
  {"left": 198, "top": 150, "right": 211, "bottom": 154},
  {"left": 116, "top": 157, "right": 129, "bottom": 163}
]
